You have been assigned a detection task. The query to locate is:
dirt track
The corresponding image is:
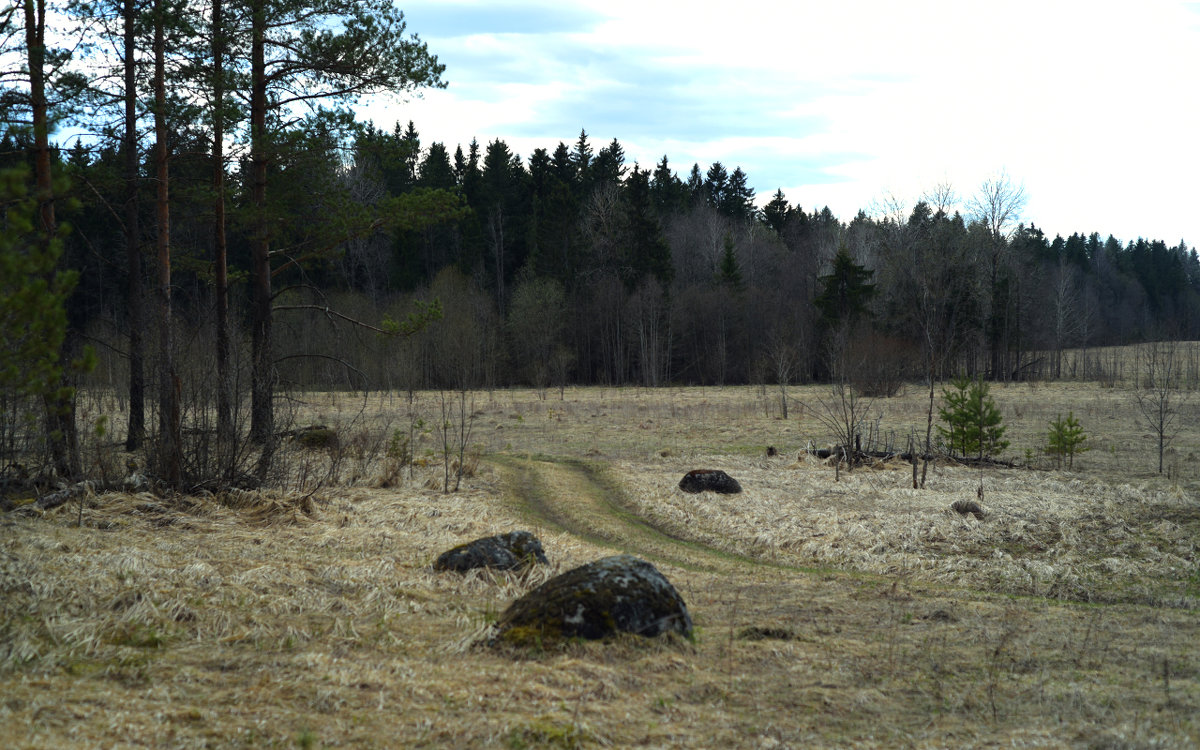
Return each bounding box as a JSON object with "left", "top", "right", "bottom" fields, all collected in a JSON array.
[{"left": 491, "top": 455, "right": 778, "bottom": 575}]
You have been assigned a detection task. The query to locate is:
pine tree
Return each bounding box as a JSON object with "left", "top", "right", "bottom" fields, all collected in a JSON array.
[
  {"left": 453, "top": 144, "right": 467, "bottom": 184},
  {"left": 1045, "top": 411, "right": 1089, "bottom": 469},
  {"left": 937, "top": 375, "right": 1009, "bottom": 460},
  {"left": 2, "top": 0, "right": 91, "bottom": 478},
  {"left": 0, "top": 165, "right": 80, "bottom": 474},
  {"left": 243, "top": 0, "right": 445, "bottom": 449},
  {"left": 527, "top": 147, "right": 551, "bottom": 197}
]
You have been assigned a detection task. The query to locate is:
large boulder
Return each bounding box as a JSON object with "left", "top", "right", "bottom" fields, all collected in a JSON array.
[
  {"left": 495, "top": 554, "right": 693, "bottom": 645},
  {"left": 434, "top": 531, "right": 549, "bottom": 572},
  {"left": 678, "top": 469, "right": 742, "bottom": 494}
]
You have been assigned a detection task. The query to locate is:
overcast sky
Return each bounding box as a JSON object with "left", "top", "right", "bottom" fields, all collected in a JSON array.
[{"left": 362, "top": 1, "right": 1200, "bottom": 246}]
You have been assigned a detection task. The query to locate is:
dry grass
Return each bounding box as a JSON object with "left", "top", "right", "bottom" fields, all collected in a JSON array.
[{"left": 2, "top": 381, "right": 1199, "bottom": 748}]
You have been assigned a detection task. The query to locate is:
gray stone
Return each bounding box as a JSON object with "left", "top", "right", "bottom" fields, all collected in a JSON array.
[
  {"left": 678, "top": 469, "right": 742, "bottom": 494},
  {"left": 495, "top": 554, "right": 692, "bottom": 645},
  {"left": 434, "top": 531, "right": 549, "bottom": 572}
]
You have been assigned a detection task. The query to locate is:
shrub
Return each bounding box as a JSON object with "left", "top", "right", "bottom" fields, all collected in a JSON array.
[
  {"left": 1045, "top": 411, "right": 1089, "bottom": 469},
  {"left": 937, "top": 375, "right": 1009, "bottom": 460}
]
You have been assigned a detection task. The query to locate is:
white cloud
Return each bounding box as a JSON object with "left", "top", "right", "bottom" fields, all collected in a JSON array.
[{"left": 374, "top": 1, "right": 1200, "bottom": 244}]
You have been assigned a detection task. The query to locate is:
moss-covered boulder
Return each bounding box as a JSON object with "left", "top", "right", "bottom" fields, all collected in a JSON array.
[
  {"left": 294, "top": 425, "right": 338, "bottom": 449},
  {"left": 434, "top": 531, "right": 549, "bottom": 572},
  {"left": 495, "top": 555, "right": 692, "bottom": 645},
  {"left": 678, "top": 469, "right": 742, "bottom": 494}
]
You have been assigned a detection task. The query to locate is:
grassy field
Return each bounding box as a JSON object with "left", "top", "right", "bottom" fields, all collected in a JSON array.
[{"left": 2, "top": 381, "right": 1199, "bottom": 748}]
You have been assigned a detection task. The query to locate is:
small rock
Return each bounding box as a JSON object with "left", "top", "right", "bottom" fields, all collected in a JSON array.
[
  {"left": 434, "top": 531, "right": 548, "bottom": 572},
  {"left": 495, "top": 554, "right": 692, "bottom": 645},
  {"left": 679, "top": 469, "right": 742, "bottom": 494}
]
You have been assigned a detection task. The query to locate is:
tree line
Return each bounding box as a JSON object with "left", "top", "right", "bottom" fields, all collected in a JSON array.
[{"left": 3, "top": 1, "right": 1199, "bottom": 487}]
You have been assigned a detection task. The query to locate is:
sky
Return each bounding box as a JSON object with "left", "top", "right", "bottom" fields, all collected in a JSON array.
[{"left": 361, "top": 1, "right": 1200, "bottom": 246}]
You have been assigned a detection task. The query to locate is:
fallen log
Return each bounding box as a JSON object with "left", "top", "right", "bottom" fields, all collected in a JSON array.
[
  {"left": 35, "top": 480, "right": 100, "bottom": 511},
  {"left": 802, "top": 446, "right": 1018, "bottom": 469},
  {"left": 803, "top": 447, "right": 929, "bottom": 462}
]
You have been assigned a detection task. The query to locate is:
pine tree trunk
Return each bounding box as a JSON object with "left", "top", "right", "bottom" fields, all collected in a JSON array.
[
  {"left": 212, "top": 0, "right": 234, "bottom": 464},
  {"left": 248, "top": 0, "right": 274, "bottom": 464},
  {"left": 123, "top": 0, "right": 145, "bottom": 451},
  {"left": 27, "top": 0, "right": 81, "bottom": 479},
  {"left": 153, "top": 6, "right": 181, "bottom": 486}
]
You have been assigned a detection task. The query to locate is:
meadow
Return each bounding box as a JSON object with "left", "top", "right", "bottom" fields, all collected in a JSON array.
[{"left": 2, "top": 379, "right": 1198, "bottom": 748}]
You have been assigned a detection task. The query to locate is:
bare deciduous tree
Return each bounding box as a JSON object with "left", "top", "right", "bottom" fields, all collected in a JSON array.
[
  {"left": 969, "top": 171, "right": 1026, "bottom": 244},
  {"left": 1050, "top": 257, "right": 1083, "bottom": 378},
  {"left": 1132, "top": 339, "right": 1190, "bottom": 475},
  {"left": 625, "top": 278, "right": 670, "bottom": 387},
  {"left": 923, "top": 181, "right": 958, "bottom": 216},
  {"left": 809, "top": 327, "right": 876, "bottom": 474},
  {"left": 436, "top": 388, "right": 475, "bottom": 493},
  {"left": 764, "top": 328, "right": 798, "bottom": 419},
  {"left": 969, "top": 172, "right": 1028, "bottom": 381}
]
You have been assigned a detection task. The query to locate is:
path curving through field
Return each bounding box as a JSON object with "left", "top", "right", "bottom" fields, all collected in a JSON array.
[{"left": 490, "top": 455, "right": 793, "bottom": 577}]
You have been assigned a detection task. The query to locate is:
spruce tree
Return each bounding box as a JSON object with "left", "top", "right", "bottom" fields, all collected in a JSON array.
[
  {"left": 763, "top": 189, "right": 791, "bottom": 234},
  {"left": 816, "top": 246, "right": 876, "bottom": 325},
  {"left": 624, "top": 165, "right": 672, "bottom": 288}
]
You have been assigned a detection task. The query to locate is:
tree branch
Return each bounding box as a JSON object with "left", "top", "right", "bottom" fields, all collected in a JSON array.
[{"left": 272, "top": 304, "right": 393, "bottom": 335}]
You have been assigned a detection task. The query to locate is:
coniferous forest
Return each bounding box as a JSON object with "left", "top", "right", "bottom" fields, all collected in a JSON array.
[{"left": 3, "top": 2, "right": 1199, "bottom": 485}]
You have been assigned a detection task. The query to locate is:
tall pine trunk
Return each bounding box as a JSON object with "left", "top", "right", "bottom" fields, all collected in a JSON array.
[
  {"left": 26, "top": 0, "right": 81, "bottom": 479},
  {"left": 123, "top": 0, "right": 145, "bottom": 451},
  {"left": 248, "top": 0, "right": 275, "bottom": 477},
  {"left": 153, "top": 4, "right": 181, "bottom": 486},
  {"left": 212, "top": 0, "right": 234, "bottom": 466}
]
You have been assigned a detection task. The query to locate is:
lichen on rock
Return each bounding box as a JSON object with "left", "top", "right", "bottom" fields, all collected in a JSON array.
[
  {"left": 495, "top": 554, "right": 692, "bottom": 646},
  {"left": 434, "top": 531, "right": 549, "bottom": 572}
]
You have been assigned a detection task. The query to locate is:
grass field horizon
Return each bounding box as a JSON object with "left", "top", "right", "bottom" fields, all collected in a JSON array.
[{"left": 3, "top": 377, "right": 1198, "bottom": 747}]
